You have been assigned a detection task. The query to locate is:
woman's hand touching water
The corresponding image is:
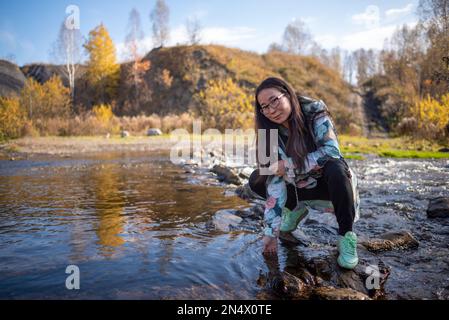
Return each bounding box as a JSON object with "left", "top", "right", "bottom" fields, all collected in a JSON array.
[{"left": 263, "top": 235, "right": 278, "bottom": 255}]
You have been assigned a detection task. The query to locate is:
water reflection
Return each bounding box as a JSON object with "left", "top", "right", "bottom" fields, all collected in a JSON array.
[
  {"left": 0, "top": 153, "right": 448, "bottom": 299},
  {"left": 92, "top": 163, "right": 126, "bottom": 256},
  {"left": 0, "top": 151, "right": 251, "bottom": 299}
]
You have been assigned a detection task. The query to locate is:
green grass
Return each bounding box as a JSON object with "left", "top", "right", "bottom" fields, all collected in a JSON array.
[
  {"left": 339, "top": 134, "right": 449, "bottom": 159},
  {"left": 378, "top": 150, "right": 449, "bottom": 159}
]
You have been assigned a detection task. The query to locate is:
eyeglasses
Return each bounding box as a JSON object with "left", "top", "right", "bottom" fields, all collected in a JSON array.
[{"left": 260, "top": 93, "right": 285, "bottom": 115}]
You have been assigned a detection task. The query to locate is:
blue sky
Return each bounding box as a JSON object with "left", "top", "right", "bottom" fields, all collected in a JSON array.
[{"left": 0, "top": 0, "right": 420, "bottom": 66}]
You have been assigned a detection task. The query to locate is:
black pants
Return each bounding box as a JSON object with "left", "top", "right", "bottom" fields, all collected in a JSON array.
[{"left": 248, "top": 158, "right": 355, "bottom": 236}]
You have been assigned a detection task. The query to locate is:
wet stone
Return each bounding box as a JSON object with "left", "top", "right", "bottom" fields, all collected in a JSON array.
[
  {"left": 259, "top": 248, "right": 389, "bottom": 299},
  {"left": 208, "top": 208, "right": 264, "bottom": 233},
  {"left": 310, "top": 286, "right": 371, "bottom": 300},
  {"left": 427, "top": 197, "right": 449, "bottom": 218},
  {"left": 258, "top": 244, "right": 391, "bottom": 300},
  {"left": 360, "top": 231, "right": 419, "bottom": 252},
  {"left": 235, "top": 183, "right": 264, "bottom": 201},
  {"left": 211, "top": 165, "right": 242, "bottom": 185},
  {"left": 211, "top": 209, "right": 242, "bottom": 232}
]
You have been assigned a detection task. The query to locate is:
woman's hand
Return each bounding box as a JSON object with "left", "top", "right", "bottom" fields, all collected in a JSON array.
[
  {"left": 262, "top": 235, "right": 278, "bottom": 255},
  {"left": 268, "top": 160, "right": 286, "bottom": 177}
]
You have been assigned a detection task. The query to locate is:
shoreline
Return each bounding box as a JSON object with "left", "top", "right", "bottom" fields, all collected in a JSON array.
[{"left": 1, "top": 134, "right": 449, "bottom": 160}]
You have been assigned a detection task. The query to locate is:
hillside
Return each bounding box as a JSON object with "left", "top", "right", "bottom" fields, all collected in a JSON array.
[
  {"left": 0, "top": 60, "right": 26, "bottom": 97},
  {"left": 0, "top": 45, "right": 363, "bottom": 132}
]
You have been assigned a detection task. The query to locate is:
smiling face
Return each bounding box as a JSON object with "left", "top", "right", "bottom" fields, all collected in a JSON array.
[{"left": 257, "top": 88, "right": 292, "bottom": 127}]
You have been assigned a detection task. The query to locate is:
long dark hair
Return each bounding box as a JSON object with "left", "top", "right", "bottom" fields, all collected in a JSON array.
[{"left": 254, "top": 77, "right": 319, "bottom": 172}]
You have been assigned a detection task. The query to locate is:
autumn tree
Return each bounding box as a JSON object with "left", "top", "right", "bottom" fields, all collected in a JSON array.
[
  {"left": 343, "top": 50, "right": 356, "bottom": 85},
  {"left": 352, "top": 49, "right": 378, "bottom": 86},
  {"left": 418, "top": 0, "right": 449, "bottom": 97},
  {"left": 150, "top": 0, "right": 170, "bottom": 48},
  {"left": 186, "top": 16, "right": 202, "bottom": 45},
  {"left": 267, "top": 42, "right": 285, "bottom": 53},
  {"left": 20, "top": 75, "right": 71, "bottom": 120},
  {"left": 282, "top": 19, "right": 312, "bottom": 55},
  {"left": 0, "top": 97, "right": 26, "bottom": 140},
  {"left": 84, "top": 24, "right": 120, "bottom": 105},
  {"left": 52, "top": 21, "right": 82, "bottom": 103}
]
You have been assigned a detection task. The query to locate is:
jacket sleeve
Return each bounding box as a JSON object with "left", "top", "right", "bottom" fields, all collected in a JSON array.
[
  {"left": 263, "top": 176, "right": 287, "bottom": 238},
  {"left": 294, "top": 114, "right": 343, "bottom": 175}
]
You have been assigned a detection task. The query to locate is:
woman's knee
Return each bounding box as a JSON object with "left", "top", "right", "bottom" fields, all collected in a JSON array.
[
  {"left": 248, "top": 169, "right": 267, "bottom": 199},
  {"left": 323, "top": 159, "right": 350, "bottom": 182}
]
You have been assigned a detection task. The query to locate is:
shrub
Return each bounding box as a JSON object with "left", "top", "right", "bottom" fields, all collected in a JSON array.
[
  {"left": 412, "top": 94, "right": 449, "bottom": 140},
  {"left": 194, "top": 78, "right": 254, "bottom": 131},
  {"left": 20, "top": 75, "right": 71, "bottom": 120},
  {"left": 92, "top": 104, "right": 114, "bottom": 124},
  {"left": 0, "top": 97, "right": 27, "bottom": 140}
]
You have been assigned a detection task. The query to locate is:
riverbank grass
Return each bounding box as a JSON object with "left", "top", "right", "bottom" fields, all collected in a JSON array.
[{"left": 339, "top": 135, "right": 449, "bottom": 159}]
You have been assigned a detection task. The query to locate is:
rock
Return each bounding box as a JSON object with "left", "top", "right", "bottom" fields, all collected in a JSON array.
[
  {"left": 208, "top": 208, "right": 263, "bottom": 233},
  {"left": 427, "top": 197, "right": 449, "bottom": 218},
  {"left": 360, "top": 231, "right": 419, "bottom": 252},
  {"left": 292, "top": 247, "right": 390, "bottom": 299},
  {"left": 259, "top": 249, "right": 389, "bottom": 300},
  {"left": 250, "top": 205, "right": 265, "bottom": 219},
  {"left": 311, "top": 286, "right": 371, "bottom": 300},
  {"left": 147, "top": 128, "right": 163, "bottom": 136},
  {"left": 212, "top": 209, "right": 243, "bottom": 232},
  {"left": 184, "top": 167, "right": 195, "bottom": 174},
  {"left": 235, "top": 183, "right": 263, "bottom": 201},
  {"left": 211, "top": 165, "right": 242, "bottom": 185},
  {"left": 238, "top": 167, "right": 255, "bottom": 179},
  {"left": 121, "top": 130, "right": 130, "bottom": 138},
  {"left": 271, "top": 271, "right": 311, "bottom": 299},
  {"left": 0, "top": 60, "right": 26, "bottom": 97},
  {"left": 21, "top": 63, "right": 68, "bottom": 85}
]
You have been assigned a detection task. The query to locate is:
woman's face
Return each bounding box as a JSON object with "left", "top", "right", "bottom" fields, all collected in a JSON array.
[{"left": 257, "top": 88, "right": 292, "bottom": 127}]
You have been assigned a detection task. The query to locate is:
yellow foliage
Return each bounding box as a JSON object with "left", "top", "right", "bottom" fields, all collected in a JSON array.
[
  {"left": 195, "top": 78, "right": 254, "bottom": 130},
  {"left": 92, "top": 104, "right": 114, "bottom": 124},
  {"left": 161, "top": 69, "right": 173, "bottom": 88},
  {"left": 414, "top": 94, "right": 449, "bottom": 131},
  {"left": 84, "top": 24, "right": 120, "bottom": 102},
  {"left": 0, "top": 96, "right": 26, "bottom": 140},
  {"left": 20, "top": 75, "right": 71, "bottom": 119}
]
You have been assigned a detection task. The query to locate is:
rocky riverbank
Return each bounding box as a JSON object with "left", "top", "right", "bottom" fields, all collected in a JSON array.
[{"left": 178, "top": 147, "right": 449, "bottom": 300}]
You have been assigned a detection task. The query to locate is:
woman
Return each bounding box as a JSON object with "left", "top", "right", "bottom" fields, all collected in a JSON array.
[{"left": 249, "top": 77, "right": 360, "bottom": 270}]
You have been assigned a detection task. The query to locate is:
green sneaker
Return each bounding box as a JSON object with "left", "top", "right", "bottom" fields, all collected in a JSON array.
[
  {"left": 280, "top": 206, "right": 309, "bottom": 232},
  {"left": 337, "top": 231, "right": 359, "bottom": 270}
]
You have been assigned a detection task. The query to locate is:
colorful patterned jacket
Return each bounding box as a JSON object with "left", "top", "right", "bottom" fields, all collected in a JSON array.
[{"left": 263, "top": 97, "right": 360, "bottom": 237}]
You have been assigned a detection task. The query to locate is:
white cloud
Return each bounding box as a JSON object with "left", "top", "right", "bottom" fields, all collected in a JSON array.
[
  {"left": 340, "top": 21, "right": 418, "bottom": 51},
  {"left": 116, "top": 25, "right": 260, "bottom": 62},
  {"left": 200, "top": 26, "right": 258, "bottom": 45},
  {"left": 352, "top": 5, "right": 380, "bottom": 29},
  {"left": 386, "top": 3, "right": 415, "bottom": 19},
  {"left": 314, "top": 34, "right": 339, "bottom": 48}
]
